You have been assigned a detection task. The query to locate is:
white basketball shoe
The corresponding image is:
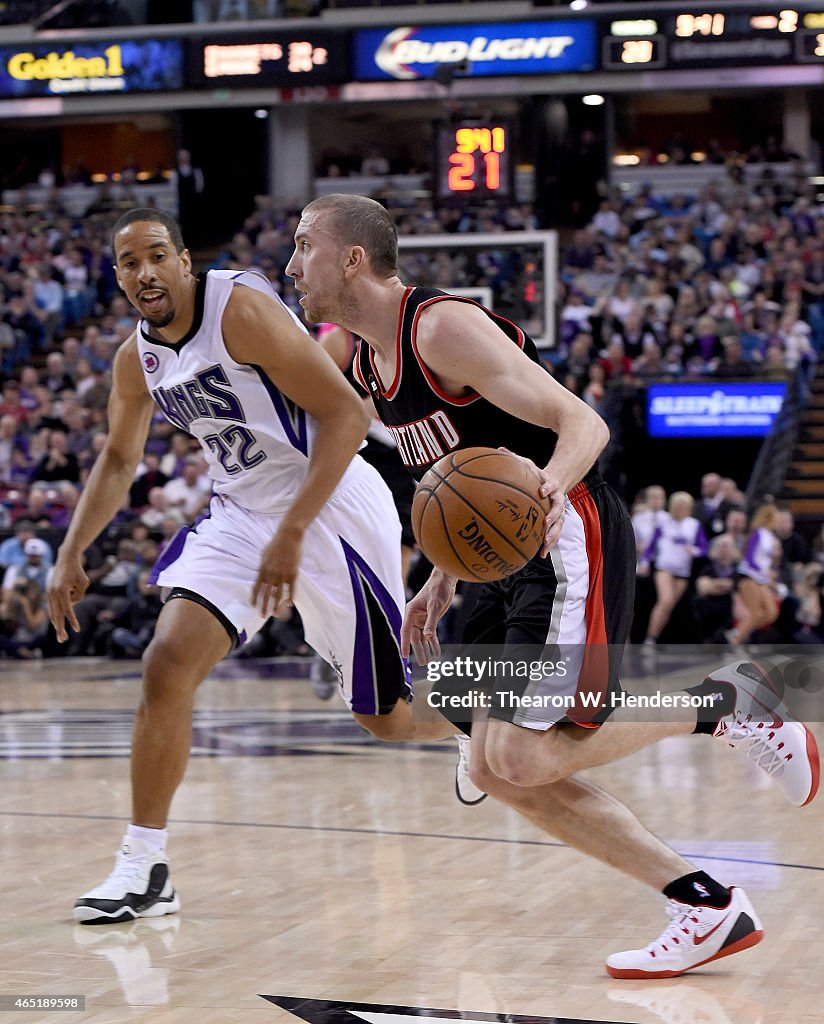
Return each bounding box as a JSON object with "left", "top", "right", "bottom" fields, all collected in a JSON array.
[
  {"left": 74, "top": 836, "right": 180, "bottom": 925},
  {"left": 703, "top": 660, "right": 819, "bottom": 806},
  {"left": 455, "top": 734, "right": 487, "bottom": 805},
  {"left": 606, "top": 887, "right": 763, "bottom": 979}
]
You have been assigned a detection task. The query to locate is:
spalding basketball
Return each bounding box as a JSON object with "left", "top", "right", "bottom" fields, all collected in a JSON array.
[{"left": 411, "top": 447, "right": 550, "bottom": 582}]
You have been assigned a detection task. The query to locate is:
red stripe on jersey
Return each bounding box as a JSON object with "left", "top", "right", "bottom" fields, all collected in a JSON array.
[
  {"left": 411, "top": 296, "right": 480, "bottom": 406},
  {"left": 568, "top": 481, "right": 609, "bottom": 727},
  {"left": 409, "top": 294, "right": 528, "bottom": 407}
]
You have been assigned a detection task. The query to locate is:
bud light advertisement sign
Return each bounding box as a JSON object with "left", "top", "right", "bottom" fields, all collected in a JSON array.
[
  {"left": 353, "top": 20, "right": 597, "bottom": 81},
  {"left": 647, "top": 383, "right": 788, "bottom": 437}
]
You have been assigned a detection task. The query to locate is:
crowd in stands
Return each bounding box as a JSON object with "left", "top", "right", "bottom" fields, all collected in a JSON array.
[
  {"left": 3, "top": 151, "right": 824, "bottom": 656},
  {"left": 630, "top": 474, "right": 824, "bottom": 646},
  {"left": 552, "top": 164, "right": 824, "bottom": 409}
]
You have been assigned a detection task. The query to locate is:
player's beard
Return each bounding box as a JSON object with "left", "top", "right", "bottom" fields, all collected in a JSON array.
[
  {"left": 303, "top": 268, "right": 359, "bottom": 328},
  {"left": 142, "top": 307, "right": 176, "bottom": 329},
  {"left": 311, "top": 280, "right": 359, "bottom": 331}
]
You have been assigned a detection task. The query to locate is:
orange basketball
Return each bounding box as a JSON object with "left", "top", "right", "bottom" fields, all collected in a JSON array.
[{"left": 411, "top": 447, "right": 550, "bottom": 583}]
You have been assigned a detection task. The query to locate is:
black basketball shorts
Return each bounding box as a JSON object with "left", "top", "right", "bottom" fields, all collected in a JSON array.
[{"left": 460, "top": 472, "right": 635, "bottom": 730}]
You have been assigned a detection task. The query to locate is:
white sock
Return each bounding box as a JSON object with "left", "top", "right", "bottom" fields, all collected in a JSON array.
[{"left": 127, "top": 823, "right": 168, "bottom": 854}]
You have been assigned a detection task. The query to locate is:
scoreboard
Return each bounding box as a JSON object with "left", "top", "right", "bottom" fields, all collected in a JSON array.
[
  {"left": 187, "top": 30, "right": 346, "bottom": 88},
  {"left": 600, "top": 8, "right": 824, "bottom": 71},
  {"left": 2, "top": 5, "right": 824, "bottom": 103}
]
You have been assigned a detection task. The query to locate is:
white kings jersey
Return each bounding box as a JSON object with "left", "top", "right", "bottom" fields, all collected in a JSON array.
[{"left": 136, "top": 269, "right": 362, "bottom": 514}]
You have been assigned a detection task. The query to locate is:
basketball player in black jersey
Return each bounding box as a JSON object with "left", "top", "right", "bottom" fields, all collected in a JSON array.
[
  {"left": 287, "top": 193, "right": 819, "bottom": 979},
  {"left": 318, "top": 319, "right": 485, "bottom": 802}
]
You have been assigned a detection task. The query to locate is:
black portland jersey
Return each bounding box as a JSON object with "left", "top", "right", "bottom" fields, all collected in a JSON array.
[{"left": 353, "top": 287, "right": 559, "bottom": 482}]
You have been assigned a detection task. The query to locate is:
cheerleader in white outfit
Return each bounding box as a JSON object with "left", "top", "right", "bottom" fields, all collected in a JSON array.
[
  {"left": 631, "top": 484, "right": 669, "bottom": 570},
  {"left": 730, "top": 504, "right": 780, "bottom": 645},
  {"left": 641, "top": 491, "right": 708, "bottom": 643}
]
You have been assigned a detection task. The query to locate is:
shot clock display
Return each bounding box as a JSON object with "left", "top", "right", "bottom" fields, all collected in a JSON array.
[{"left": 436, "top": 121, "right": 512, "bottom": 200}]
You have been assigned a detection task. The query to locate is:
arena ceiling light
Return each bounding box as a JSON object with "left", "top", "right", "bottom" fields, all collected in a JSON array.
[
  {"left": 570, "top": 0, "right": 589, "bottom": 9},
  {"left": 582, "top": 94, "right": 604, "bottom": 106}
]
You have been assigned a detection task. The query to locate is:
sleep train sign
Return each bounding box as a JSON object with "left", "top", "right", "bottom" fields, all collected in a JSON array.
[{"left": 0, "top": 39, "right": 183, "bottom": 98}]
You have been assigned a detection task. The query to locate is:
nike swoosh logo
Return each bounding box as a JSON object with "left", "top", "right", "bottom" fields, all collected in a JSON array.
[
  {"left": 747, "top": 665, "right": 785, "bottom": 729},
  {"left": 694, "top": 912, "right": 733, "bottom": 945},
  {"left": 754, "top": 700, "right": 783, "bottom": 730}
]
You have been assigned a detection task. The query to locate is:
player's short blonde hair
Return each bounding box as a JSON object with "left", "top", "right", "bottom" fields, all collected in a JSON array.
[{"left": 303, "top": 194, "right": 398, "bottom": 277}]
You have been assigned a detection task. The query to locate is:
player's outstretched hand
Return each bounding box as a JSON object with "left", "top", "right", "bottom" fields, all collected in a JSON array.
[
  {"left": 253, "top": 524, "right": 303, "bottom": 619},
  {"left": 47, "top": 556, "right": 88, "bottom": 643},
  {"left": 497, "top": 447, "right": 565, "bottom": 556},
  {"left": 401, "top": 569, "right": 457, "bottom": 665}
]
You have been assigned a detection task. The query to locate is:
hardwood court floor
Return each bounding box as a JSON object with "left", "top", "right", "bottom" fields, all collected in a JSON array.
[{"left": 0, "top": 655, "right": 822, "bottom": 1024}]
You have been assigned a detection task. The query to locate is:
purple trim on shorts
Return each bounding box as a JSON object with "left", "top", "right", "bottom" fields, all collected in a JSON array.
[
  {"left": 340, "top": 536, "right": 405, "bottom": 716},
  {"left": 149, "top": 525, "right": 190, "bottom": 585},
  {"left": 148, "top": 501, "right": 213, "bottom": 585},
  {"left": 249, "top": 364, "right": 309, "bottom": 455},
  {"left": 191, "top": 502, "right": 213, "bottom": 530}
]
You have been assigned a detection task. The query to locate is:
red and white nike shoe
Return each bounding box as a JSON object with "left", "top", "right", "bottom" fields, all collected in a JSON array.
[
  {"left": 705, "top": 660, "right": 820, "bottom": 807},
  {"left": 606, "top": 887, "right": 763, "bottom": 979}
]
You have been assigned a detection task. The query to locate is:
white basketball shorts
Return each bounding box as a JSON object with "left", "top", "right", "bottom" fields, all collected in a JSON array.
[{"left": 149, "top": 459, "right": 412, "bottom": 716}]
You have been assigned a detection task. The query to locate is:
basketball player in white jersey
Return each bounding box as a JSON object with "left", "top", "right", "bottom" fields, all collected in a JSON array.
[
  {"left": 47, "top": 209, "right": 460, "bottom": 926},
  {"left": 286, "top": 193, "right": 820, "bottom": 979}
]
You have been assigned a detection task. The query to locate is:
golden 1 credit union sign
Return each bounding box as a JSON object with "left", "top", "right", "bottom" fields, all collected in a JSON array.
[
  {"left": 0, "top": 39, "right": 184, "bottom": 97},
  {"left": 7, "top": 44, "right": 126, "bottom": 92}
]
